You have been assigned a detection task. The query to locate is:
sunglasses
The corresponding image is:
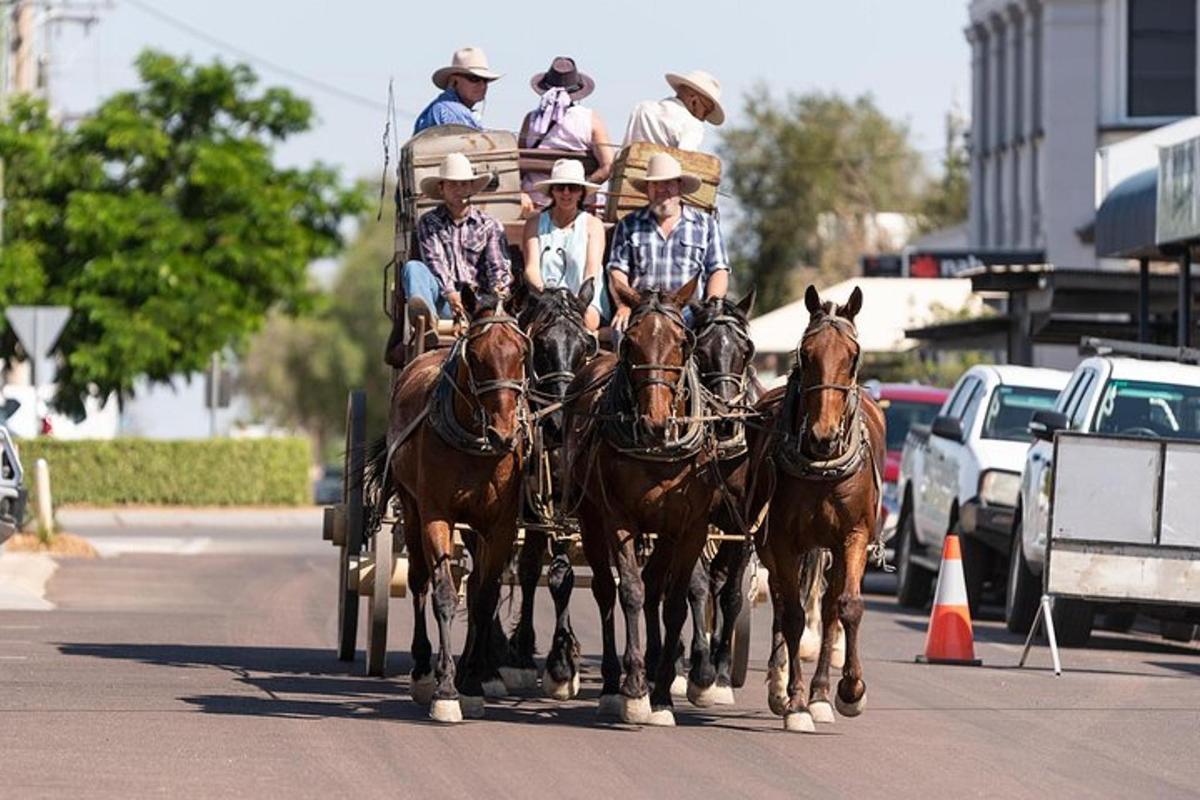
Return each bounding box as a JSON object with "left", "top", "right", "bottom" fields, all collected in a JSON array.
[
  {"left": 460, "top": 74, "right": 486, "bottom": 85},
  {"left": 550, "top": 184, "right": 584, "bottom": 193}
]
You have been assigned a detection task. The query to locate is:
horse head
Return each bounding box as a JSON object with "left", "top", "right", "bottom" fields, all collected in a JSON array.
[
  {"left": 460, "top": 285, "right": 530, "bottom": 451},
  {"left": 691, "top": 288, "right": 756, "bottom": 440},
  {"left": 797, "top": 284, "right": 863, "bottom": 459},
  {"left": 611, "top": 275, "right": 699, "bottom": 443},
  {"left": 519, "top": 280, "right": 598, "bottom": 442}
]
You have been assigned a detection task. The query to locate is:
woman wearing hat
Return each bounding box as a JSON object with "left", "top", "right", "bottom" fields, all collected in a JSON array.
[
  {"left": 622, "top": 70, "right": 725, "bottom": 151},
  {"left": 518, "top": 57, "right": 613, "bottom": 210},
  {"left": 521, "top": 159, "right": 609, "bottom": 330}
]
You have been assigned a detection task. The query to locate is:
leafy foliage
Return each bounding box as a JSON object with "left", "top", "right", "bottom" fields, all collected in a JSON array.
[
  {"left": 0, "top": 51, "right": 366, "bottom": 417},
  {"left": 918, "top": 110, "right": 970, "bottom": 233}
]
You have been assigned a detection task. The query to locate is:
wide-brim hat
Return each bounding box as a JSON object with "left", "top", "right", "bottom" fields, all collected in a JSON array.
[
  {"left": 665, "top": 70, "right": 725, "bottom": 125},
  {"left": 630, "top": 152, "right": 703, "bottom": 195},
  {"left": 419, "top": 152, "right": 493, "bottom": 200},
  {"left": 530, "top": 56, "right": 594, "bottom": 101},
  {"left": 532, "top": 158, "right": 601, "bottom": 193},
  {"left": 432, "top": 46, "right": 502, "bottom": 89}
]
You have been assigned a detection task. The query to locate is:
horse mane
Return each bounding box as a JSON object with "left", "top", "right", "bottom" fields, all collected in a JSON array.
[
  {"left": 521, "top": 285, "right": 585, "bottom": 328},
  {"left": 689, "top": 296, "right": 748, "bottom": 330}
]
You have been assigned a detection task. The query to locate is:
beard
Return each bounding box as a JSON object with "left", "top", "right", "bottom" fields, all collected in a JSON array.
[{"left": 650, "top": 196, "right": 681, "bottom": 219}]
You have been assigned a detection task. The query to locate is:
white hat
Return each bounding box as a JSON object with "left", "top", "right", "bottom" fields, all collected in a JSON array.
[
  {"left": 630, "top": 153, "right": 703, "bottom": 195},
  {"left": 419, "top": 152, "right": 493, "bottom": 200},
  {"left": 532, "top": 158, "right": 600, "bottom": 193},
  {"left": 665, "top": 70, "right": 725, "bottom": 125},
  {"left": 432, "top": 46, "right": 502, "bottom": 90}
]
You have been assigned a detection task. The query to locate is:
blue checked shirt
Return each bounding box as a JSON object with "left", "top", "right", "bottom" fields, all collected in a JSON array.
[
  {"left": 413, "top": 88, "right": 481, "bottom": 134},
  {"left": 607, "top": 205, "right": 730, "bottom": 293}
]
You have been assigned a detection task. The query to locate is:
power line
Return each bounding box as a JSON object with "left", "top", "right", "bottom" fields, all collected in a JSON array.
[{"left": 123, "top": 0, "right": 408, "bottom": 116}]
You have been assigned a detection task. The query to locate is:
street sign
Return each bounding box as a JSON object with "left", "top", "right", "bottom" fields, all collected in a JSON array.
[{"left": 4, "top": 305, "right": 71, "bottom": 386}]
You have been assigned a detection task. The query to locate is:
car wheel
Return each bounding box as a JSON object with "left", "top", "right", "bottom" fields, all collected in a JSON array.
[
  {"left": 1005, "top": 514, "right": 1040, "bottom": 634},
  {"left": 1099, "top": 607, "right": 1137, "bottom": 632},
  {"left": 1160, "top": 620, "right": 1197, "bottom": 642},
  {"left": 895, "top": 506, "right": 933, "bottom": 609},
  {"left": 958, "top": 525, "right": 989, "bottom": 618},
  {"left": 1051, "top": 598, "right": 1094, "bottom": 647}
]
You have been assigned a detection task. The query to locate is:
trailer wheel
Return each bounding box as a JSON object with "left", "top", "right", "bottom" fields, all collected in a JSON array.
[
  {"left": 336, "top": 390, "right": 367, "bottom": 661},
  {"left": 366, "top": 522, "right": 393, "bottom": 676},
  {"left": 729, "top": 563, "right": 753, "bottom": 688}
]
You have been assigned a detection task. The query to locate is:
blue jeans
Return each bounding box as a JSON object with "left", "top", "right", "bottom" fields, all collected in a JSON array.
[{"left": 401, "top": 260, "right": 455, "bottom": 319}]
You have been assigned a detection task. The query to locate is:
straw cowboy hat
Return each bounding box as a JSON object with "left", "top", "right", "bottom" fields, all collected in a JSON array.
[
  {"left": 432, "top": 46, "right": 502, "bottom": 89},
  {"left": 630, "top": 153, "right": 703, "bottom": 195},
  {"left": 530, "top": 56, "right": 595, "bottom": 101},
  {"left": 532, "top": 158, "right": 601, "bottom": 194},
  {"left": 665, "top": 70, "right": 725, "bottom": 125},
  {"left": 419, "top": 152, "right": 493, "bottom": 199}
]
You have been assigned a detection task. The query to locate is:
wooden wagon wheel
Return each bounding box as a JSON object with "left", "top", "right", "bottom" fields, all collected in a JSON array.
[
  {"left": 365, "top": 521, "right": 393, "bottom": 676},
  {"left": 336, "top": 390, "right": 367, "bottom": 661},
  {"left": 729, "top": 558, "right": 754, "bottom": 688}
]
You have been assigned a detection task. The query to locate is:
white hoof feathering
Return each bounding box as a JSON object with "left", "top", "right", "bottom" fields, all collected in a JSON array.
[
  {"left": 808, "top": 700, "right": 835, "bottom": 724},
  {"left": 429, "top": 698, "right": 463, "bottom": 723},
  {"left": 459, "top": 695, "right": 485, "bottom": 719},
  {"left": 499, "top": 666, "right": 539, "bottom": 691},
  {"left": 481, "top": 678, "right": 507, "bottom": 699},
  {"left": 686, "top": 680, "right": 717, "bottom": 708},
  {"left": 783, "top": 710, "right": 816, "bottom": 733},
  {"left": 597, "top": 694, "right": 624, "bottom": 718},
  {"left": 620, "top": 694, "right": 652, "bottom": 724},
  {"left": 831, "top": 626, "right": 846, "bottom": 670},
  {"left": 647, "top": 706, "right": 676, "bottom": 727},
  {"left": 711, "top": 683, "right": 736, "bottom": 706},
  {"left": 669, "top": 675, "right": 688, "bottom": 697},
  {"left": 835, "top": 690, "right": 866, "bottom": 718},
  {"left": 543, "top": 670, "right": 580, "bottom": 701},
  {"left": 799, "top": 626, "right": 821, "bottom": 662},
  {"left": 410, "top": 675, "right": 436, "bottom": 707}
]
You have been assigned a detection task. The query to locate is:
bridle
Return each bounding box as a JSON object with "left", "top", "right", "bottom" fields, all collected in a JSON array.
[
  {"left": 620, "top": 296, "right": 695, "bottom": 403},
  {"left": 792, "top": 314, "right": 862, "bottom": 453},
  {"left": 694, "top": 304, "right": 755, "bottom": 409},
  {"left": 450, "top": 311, "right": 531, "bottom": 443},
  {"left": 524, "top": 303, "right": 598, "bottom": 407}
]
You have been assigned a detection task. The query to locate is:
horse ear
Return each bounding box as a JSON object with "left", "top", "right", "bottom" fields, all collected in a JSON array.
[
  {"left": 804, "top": 285, "right": 821, "bottom": 315},
  {"left": 838, "top": 286, "right": 863, "bottom": 321},
  {"left": 736, "top": 286, "right": 757, "bottom": 317},
  {"left": 670, "top": 275, "right": 701, "bottom": 308},
  {"left": 577, "top": 277, "right": 595, "bottom": 308},
  {"left": 460, "top": 283, "right": 478, "bottom": 317},
  {"left": 611, "top": 278, "right": 642, "bottom": 310}
]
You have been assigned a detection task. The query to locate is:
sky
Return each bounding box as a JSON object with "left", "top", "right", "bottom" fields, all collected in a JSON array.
[{"left": 50, "top": 0, "right": 971, "bottom": 182}]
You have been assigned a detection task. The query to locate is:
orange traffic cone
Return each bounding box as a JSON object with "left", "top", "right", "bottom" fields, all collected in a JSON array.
[{"left": 916, "top": 534, "right": 982, "bottom": 666}]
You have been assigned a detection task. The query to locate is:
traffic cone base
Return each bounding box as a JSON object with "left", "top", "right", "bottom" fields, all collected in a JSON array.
[{"left": 916, "top": 534, "right": 982, "bottom": 666}]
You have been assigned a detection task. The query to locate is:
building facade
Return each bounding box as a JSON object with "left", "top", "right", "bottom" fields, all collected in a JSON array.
[{"left": 967, "top": 0, "right": 1198, "bottom": 268}]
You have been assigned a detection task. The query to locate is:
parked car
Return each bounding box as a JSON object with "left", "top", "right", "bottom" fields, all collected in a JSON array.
[
  {"left": 1009, "top": 348, "right": 1200, "bottom": 646},
  {"left": 313, "top": 463, "right": 345, "bottom": 506},
  {"left": 0, "top": 415, "right": 28, "bottom": 544},
  {"left": 866, "top": 382, "right": 951, "bottom": 547},
  {"left": 894, "top": 364, "right": 1069, "bottom": 611}
]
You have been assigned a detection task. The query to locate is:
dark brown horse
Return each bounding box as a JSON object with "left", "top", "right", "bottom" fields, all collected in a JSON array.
[
  {"left": 746, "top": 285, "right": 885, "bottom": 733},
  {"left": 555, "top": 276, "right": 723, "bottom": 725},
  {"left": 367, "top": 289, "right": 529, "bottom": 723}
]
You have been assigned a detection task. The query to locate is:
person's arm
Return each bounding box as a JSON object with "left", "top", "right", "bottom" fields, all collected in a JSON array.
[
  {"left": 588, "top": 113, "right": 614, "bottom": 184},
  {"left": 704, "top": 269, "right": 728, "bottom": 300},
  {"left": 582, "top": 214, "right": 606, "bottom": 331},
  {"left": 522, "top": 215, "right": 544, "bottom": 291},
  {"left": 482, "top": 218, "right": 514, "bottom": 297},
  {"left": 518, "top": 111, "right": 532, "bottom": 147},
  {"left": 702, "top": 214, "right": 730, "bottom": 299},
  {"left": 417, "top": 215, "right": 453, "bottom": 297},
  {"left": 608, "top": 270, "right": 634, "bottom": 332}
]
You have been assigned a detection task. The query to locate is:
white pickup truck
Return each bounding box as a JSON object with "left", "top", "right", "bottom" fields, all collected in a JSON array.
[
  {"left": 1008, "top": 342, "right": 1200, "bottom": 645},
  {"left": 894, "top": 364, "right": 1069, "bottom": 611}
]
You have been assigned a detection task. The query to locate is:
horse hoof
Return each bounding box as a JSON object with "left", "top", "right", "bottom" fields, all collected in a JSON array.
[
  {"left": 620, "top": 694, "right": 652, "bottom": 724},
  {"left": 799, "top": 626, "right": 821, "bottom": 662},
  {"left": 711, "top": 683, "right": 736, "bottom": 706},
  {"left": 686, "top": 680, "right": 718, "bottom": 708},
  {"left": 808, "top": 700, "right": 835, "bottom": 724},
  {"left": 543, "top": 671, "right": 580, "bottom": 701},
  {"left": 835, "top": 689, "right": 866, "bottom": 718},
  {"left": 429, "top": 698, "right": 463, "bottom": 724},
  {"left": 669, "top": 675, "right": 688, "bottom": 698},
  {"left": 410, "top": 675, "right": 436, "bottom": 707},
  {"left": 499, "top": 666, "right": 539, "bottom": 691},
  {"left": 783, "top": 711, "right": 815, "bottom": 733},
  {"left": 482, "top": 678, "right": 507, "bottom": 699},
  {"left": 647, "top": 706, "right": 676, "bottom": 727},
  {"left": 767, "top": 692, "right": 790, "bottom": 717},
  {"left": 597, "top": 694, "right": 623, "bottom": 719},
  {"left": 459, "top": 695, "right": 485, "bottom": 719}
]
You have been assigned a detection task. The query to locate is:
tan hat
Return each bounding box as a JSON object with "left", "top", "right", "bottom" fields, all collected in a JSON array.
[
  {"left": 665, "top": 70, "right": 725, "bottom": 125},
  {"left": 630, "top": 153, "right": 702, "bottom": 195},
  {"left": 532, "top": 158, "right": 600, "bottom": 193},
  {"left": 432, "top": 46, "right": 502, "bottom": 89},
  {"left": 419, "top": 152, "right": 493, "bottom": 200}
]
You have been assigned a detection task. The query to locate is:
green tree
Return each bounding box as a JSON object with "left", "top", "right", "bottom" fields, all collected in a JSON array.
[
  {"left": 721, "top": 89, "right": 925, "bottom": 310},
  {"left": 919, "top": 108, "right": 970, "bottom": 232},
  {"left": 0, "top": 50, "right": 365, "bottom": 417}
]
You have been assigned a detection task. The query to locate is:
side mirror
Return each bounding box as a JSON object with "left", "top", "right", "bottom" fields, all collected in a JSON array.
[
  {"left": 930, "top": 414, "right": 965, "bottom": 443},
  {"left": 1028, "top": 409, "right": 1069, "bottom": 442},
  {"left": 1, "top": 399, "right": 19, "bottom": 422}
]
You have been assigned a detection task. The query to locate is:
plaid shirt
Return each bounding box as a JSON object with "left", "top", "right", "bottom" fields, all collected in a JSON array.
[
  {"left": 607, "top": 205, "right": 729, "bottom": 294},
  {"left": 417, "top": 205, "right": 512, "bottom": 297}
]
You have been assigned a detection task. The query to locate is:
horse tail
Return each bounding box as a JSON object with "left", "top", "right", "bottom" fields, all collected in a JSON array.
[{"left": 362, "top": 434, "right": 393, "bottom": 507}]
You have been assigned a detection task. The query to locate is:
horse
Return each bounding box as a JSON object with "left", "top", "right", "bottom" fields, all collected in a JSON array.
[
  {"left": 746, "top": 284, "right": 884, "bottom": 733},
  {"left": 641, "top": 290, "right": 760, "bottom": 707},
  {"left": 501, "top": 280, "right": 598, "bottom": 696},
  {"left": 365, "top": 288, "right": 530, "bottom": 723},
  {"left": 554, "top": 276, "right": 724, "bottom": 726}
]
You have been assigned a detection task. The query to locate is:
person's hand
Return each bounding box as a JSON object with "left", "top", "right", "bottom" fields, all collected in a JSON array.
[
  {"left": 612, "top": 306, "right": 632, "bottom": 332},
  {"left": 446, "top": 291, "right": 467, "bottom": 321}
]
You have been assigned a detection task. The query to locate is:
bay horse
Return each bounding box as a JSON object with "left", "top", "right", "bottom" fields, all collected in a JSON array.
[
  {"left": 555, "top": 276, "right": 721, "bottom": 726},
  {"left": 503, "top": 281, "right": 598, "bottom": 696},
  {"left": 746, "top": 285, "right": 884, "bottom": 733},
  {"left": 366, "top": 288, "right": 529, "bottom": 723}
]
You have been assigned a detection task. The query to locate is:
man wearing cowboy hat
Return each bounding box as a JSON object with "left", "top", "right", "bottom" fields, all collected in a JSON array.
[
  {"left": 384, "top": 152, "right": 512, "bottom": 367},
  {"left": 606, "top": 153, "right": 729, "bottom": 331},
  {"left": 413, "top": 46, "right": 502, "bottom": 135},
  {"left": 622, "top": 70, "right": 725, "bottom": 151}
]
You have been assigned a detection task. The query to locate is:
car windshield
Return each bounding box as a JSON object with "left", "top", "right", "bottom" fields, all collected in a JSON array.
[
  {"left": 882, "top": 399, "right": 942, "bottom": 451},
  {"left": 1093, "top": 379, "right": 1200, "bottom": 440},
  {"left": 981, "top": 385, "right": 1060, "bottom": 441}
]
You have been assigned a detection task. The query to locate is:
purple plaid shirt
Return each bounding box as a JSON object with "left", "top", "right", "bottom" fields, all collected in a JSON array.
[{"left": 417, "top": 205, "right": 512, "bottom": 297}]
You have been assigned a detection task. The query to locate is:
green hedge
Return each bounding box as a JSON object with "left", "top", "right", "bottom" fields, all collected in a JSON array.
[{"left": 15, "top": 437, "right": 312, "bottom": 506}]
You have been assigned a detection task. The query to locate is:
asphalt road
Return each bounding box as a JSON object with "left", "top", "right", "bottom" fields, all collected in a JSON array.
[{"left": 2, "top": 513, "right": 1198, "bottom": 799}]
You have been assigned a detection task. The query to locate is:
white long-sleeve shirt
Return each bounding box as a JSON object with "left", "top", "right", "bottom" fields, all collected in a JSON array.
[{"left": 622, "top": 96, "right": 704, "bottom": 151}]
